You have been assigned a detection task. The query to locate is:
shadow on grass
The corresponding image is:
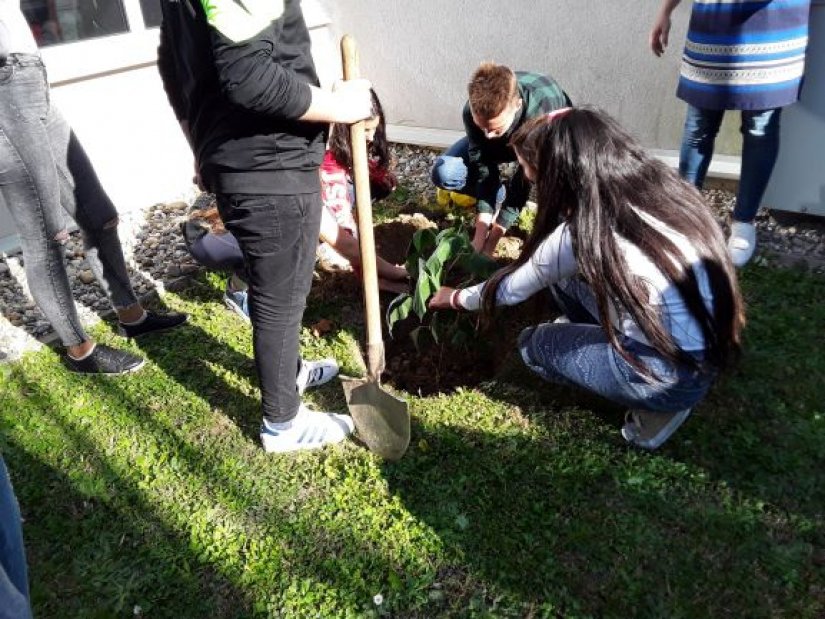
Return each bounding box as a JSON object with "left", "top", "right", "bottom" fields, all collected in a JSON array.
[
  {"left": 472, "top": 264, "right": 825, "bottom": 522},
  {"left": 667, "top": 265, "right": 825, "bottom": 519},
  {"left": 123, "top": 279, "right": 263, "bottom": 443},
  {"left": 0, "top": 376, "right": 254, "bottom": 618},
  {"left": 381, "top": 413, "right": 823, "bottom": 617},
  {"left": 4, "top": 340, "right": 442, "bottom": 617}
]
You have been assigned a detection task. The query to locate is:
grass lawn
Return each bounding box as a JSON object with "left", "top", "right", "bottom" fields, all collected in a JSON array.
[{"left": 1, "top": 249, "right": 824, "bottom": 617}]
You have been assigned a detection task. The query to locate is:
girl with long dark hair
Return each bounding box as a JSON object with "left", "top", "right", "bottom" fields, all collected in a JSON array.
[{"left": 430, "top": 107, "right": 745, "bottom": 449}]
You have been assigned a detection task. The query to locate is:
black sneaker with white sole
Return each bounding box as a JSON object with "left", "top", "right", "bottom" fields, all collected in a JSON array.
[
  {"left": 63, "top": 344, "right": 145, "bottom": 375},
  {"left": 118, "top": 311, "right": 188, "bottom": 339}
]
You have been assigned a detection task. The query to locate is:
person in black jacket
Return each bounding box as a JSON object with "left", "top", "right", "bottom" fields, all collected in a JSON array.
[{"left": 158, "top": 0, "right": 373, "bottom": 453}]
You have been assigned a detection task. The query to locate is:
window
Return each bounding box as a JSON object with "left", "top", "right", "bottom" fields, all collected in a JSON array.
[
  {"left": 139, "top": 0, "right": 162, "bottom": 29},
  {"left": 22, "top": 0, "right": 130, "bottom": 46}
]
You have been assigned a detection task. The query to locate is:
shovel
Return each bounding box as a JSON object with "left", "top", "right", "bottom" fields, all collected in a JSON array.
[{"left": 338, "top": 35, "right": 410, "bottom": 461}]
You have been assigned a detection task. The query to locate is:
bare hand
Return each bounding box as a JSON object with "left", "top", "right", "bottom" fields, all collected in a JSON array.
[
  {"left": 650, "top": 13, "right": 671, "bottom": 57},
  {"left": 429, "top": 286, "right": 457, "bottom": 311},
  {"left": 332, "top": 78, "right": 373, "bottom": 124},
  {"left": 389, "top": 264, "right": 409, "bottom": 281},
  {"left": 472, "top": 213, "right": 492, "bottom": 254}
]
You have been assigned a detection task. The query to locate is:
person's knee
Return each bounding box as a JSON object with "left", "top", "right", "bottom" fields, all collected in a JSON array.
[
  {"left": 517, "top": 326, "right": 538, "bottom": 366},
  {"left": 431, "top": 155, "right": 467, "bottom": 191},
  {"left": 741, "top": 109, "right": 780, "bottom": 139},
  {"left": 685, "top": 109, "right": 722, "bottom": 141},
  {"left": 52, "top": 228, "right": 70, "bottom": 244}
]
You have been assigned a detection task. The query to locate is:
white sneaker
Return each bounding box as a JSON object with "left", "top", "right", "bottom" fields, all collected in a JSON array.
[
  {"left": 727, "top": 221, "right": 757, "bottom": 267},
  {"left": 621, "top": 408, "right": 693, "bottom": 450},
  {"left": 260, "top": 404, "right": 354, "bottom": 453},
  {"left": 296, "top": 358, "right": 339, "bottom": 394},
  {"left": 316, "top": 242, "right": 352, "bottom": 271}
]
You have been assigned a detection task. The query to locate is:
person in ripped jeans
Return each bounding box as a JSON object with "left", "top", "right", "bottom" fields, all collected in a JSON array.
[{"left": 0, "top": 2, "right": 187, "bottom": 374}]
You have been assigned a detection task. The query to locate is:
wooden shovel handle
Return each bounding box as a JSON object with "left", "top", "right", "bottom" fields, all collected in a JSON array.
[{"left": 341, "top": 35, "right": 384, "bottom": 380}]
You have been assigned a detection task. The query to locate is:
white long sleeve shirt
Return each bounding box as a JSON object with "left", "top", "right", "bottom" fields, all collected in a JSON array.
[
  {"left": 0, "top": 1, "right": 38, "bottom": 57},
  {"left": 458, "top": 216, "right": 715, "bottom": 352}
]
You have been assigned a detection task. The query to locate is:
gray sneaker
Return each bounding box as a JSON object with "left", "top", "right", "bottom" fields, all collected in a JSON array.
[
  {"left": 63, "top": 344, "right": 145, "bottom": 375},
  {"left": 621, "top": 408, "right": 693, "bottom": 450}
]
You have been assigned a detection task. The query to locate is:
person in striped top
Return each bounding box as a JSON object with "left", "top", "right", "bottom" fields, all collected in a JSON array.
[{"left": 650, "top": 0, "right": 812, "bottom": 266}]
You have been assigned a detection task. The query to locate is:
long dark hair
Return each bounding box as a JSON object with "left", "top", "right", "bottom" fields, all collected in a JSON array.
[
  {"left": 481, "top": 107, "right": 744, "bottom": 371},
  {"left": 328, "top": 88, "right": 390, "bottom": 172}
]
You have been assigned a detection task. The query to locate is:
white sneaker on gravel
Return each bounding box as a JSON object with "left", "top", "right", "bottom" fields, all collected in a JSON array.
[
  {"left": 296, "top": 358, "right": 339, "bottom": 394},
  {"left": 727, "top": 221, "right": 757, "bottom": 267},
  {"left": 260, "top": 404, "right": 355, "bottom": 453}
]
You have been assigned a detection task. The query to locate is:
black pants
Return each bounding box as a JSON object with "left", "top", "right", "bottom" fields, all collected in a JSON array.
[{"left": 216, "top": 192, "right": 322, "bottom": 423}]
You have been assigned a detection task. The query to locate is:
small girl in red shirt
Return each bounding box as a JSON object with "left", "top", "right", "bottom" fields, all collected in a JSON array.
[{"left": 184, "top": 89, "right": 408, "bottom": 320}]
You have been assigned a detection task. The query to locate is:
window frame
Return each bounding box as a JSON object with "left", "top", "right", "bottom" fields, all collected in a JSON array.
[{"left": 37, "top": 0, "right": 160, "bottom": 85}]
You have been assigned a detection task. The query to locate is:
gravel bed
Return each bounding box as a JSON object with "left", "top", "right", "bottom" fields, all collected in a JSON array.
[{"left": 1, "top": 144, "right": 822, "bottom": 359}]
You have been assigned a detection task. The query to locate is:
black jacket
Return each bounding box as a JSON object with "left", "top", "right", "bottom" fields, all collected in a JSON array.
[{"left": 158, "top": 0, "right": 327, "bottom": 195}]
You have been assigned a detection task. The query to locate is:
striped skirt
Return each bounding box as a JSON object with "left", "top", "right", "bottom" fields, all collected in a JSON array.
[{"left": 678, "top": 0, "right": 812, "bottom": 110}]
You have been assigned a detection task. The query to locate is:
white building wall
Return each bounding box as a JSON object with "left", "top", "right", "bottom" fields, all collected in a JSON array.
[
  {"left": 318, "top": 0, "right": 743, "bottom": 154},
  {"left": 2, "top": 0, "right": 821, "bottom": 253}
]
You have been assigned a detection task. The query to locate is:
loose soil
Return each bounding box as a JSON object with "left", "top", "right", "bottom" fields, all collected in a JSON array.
[
  {"left": 383, "top": 295, "right": 550, "bottom": 395},
  {"left": 311, "top": 213, "right": 543, "bottom": 395}
]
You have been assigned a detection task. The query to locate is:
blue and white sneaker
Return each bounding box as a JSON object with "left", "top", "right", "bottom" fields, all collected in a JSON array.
[
  {"left": 260, "top": 404, "right": 355, "bottom": 453},
  {"left": 224, "top": 286, "right": 250, "bottom": 322},
  {"left": 296, "top": 358, "right": 339, "bottom": 394}
]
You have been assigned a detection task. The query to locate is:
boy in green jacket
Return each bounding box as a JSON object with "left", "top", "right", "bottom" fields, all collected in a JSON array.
[{"left": 432, "top": 63, "right": 571, "bottom": 256}]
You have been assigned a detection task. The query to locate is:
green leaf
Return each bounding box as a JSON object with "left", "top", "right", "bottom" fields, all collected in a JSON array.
[
  {"left": 450, "top": 327, "right": 470, "bottom": 349},
  {"left": 411, "top": 258, "right": 433, "bottom": 320},
  {"left": 405, "top": 253, "right": 420, "bottom": 282},
  {"left": 410, "top": 326, "right": 431, "bottom": 353},
  {"left": 386, "top": 294, "right": 413, "bottom": 334},
  {"left": 405, "top": 228, "right": 437, "bottom": 281},
  {"left": 458, "top": 251, "right": 499, "bottom": 280},
  {"left": 430, "top": 312, "right": 441, "bottom": 344},
  {"left": 412, "top": 228, "right": 437, "bottom": 254},
  {"left": 425, "top": 236, "right": 466, "bottom": 286}
]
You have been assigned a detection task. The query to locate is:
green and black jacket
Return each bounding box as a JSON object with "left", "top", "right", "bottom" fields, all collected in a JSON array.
[
  {"left": 462, "top": 71, "right": 570, "bottom": 227},
  {"left": 158, "top": 0, "right": 327, "bottom": 195}
]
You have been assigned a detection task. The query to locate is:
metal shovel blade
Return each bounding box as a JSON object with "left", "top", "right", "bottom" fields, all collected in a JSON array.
[{"left": 340, "top": 376, "right": 410, "bottom": 461}]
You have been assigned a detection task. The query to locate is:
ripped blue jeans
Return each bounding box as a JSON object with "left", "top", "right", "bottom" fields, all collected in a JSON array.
[
  {"left": 0, "top": 55, "right": 137, "bottom": 346},
  {"left": 517, "top": 278, "right": 715, "bottom": 413}
]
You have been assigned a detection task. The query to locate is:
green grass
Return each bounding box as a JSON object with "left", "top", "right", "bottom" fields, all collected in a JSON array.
[{"left": 1, "top": 266, "right": 824, "bottom": 618}]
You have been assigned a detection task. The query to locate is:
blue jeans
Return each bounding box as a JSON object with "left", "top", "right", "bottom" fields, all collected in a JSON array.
[
  {"left": 679, "top": 104, "right": 782, "bottom": 224},
  {"left": 430, "top": 137, "right": 514, "bottom": 226},
  {"left": 0, "top": 55, "right": 138, "bottom": 346},
  {"left": 517, "top": 278, "right": 714, "bottom": 413},
  {"left": 187, "top": 230, "right": 245, "bottom": 276},
  {"left": 0, "top": 457, "right": 33, "bottom": 619}
]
